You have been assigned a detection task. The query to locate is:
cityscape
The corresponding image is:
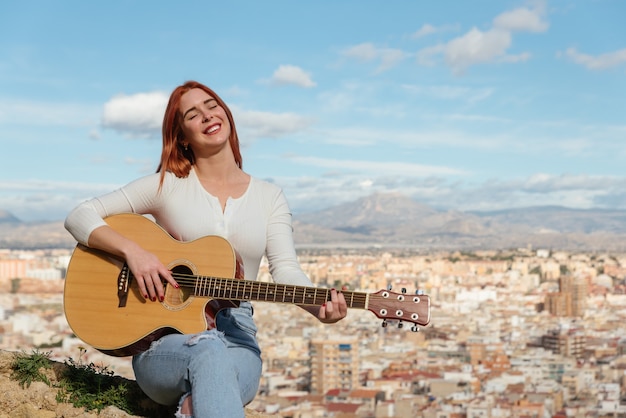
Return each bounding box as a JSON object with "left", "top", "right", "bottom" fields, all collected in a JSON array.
[{"left": 1, "top": 244, "right": 626, "bottom": 417}]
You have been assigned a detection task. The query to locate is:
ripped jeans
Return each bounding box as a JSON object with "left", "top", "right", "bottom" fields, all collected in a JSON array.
[{"left": 132, "top": 302, "right": 262, "bottom": 418}]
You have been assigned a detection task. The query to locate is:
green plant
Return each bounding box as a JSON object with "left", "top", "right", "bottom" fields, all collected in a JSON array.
[
  {"left": 10, "top": 347, "right": 174, "bottom": 416},
  {"left": 10, "top": 349, "right": 52, "bottom": 388},
  {"left": 56, "top": 347, "right": 137, "bottom": 413}
]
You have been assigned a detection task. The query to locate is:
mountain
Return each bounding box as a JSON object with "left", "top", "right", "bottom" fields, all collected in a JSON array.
[
  {"left": 293, "top": 193, "right": 626, "bottom": 251},
  {"left": 0, "top": 210, "right": 21, "bottom": 224},
  {"left": 1, "top": 194, "right": 625, "bottom": 251},
  {"left": 470, "top": 206, "right": 626, "bottom": 234}
]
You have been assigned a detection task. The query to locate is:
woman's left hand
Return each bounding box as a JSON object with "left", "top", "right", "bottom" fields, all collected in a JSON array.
[{"left": 317, "top": 288, "right": 348, "bottom": 323}]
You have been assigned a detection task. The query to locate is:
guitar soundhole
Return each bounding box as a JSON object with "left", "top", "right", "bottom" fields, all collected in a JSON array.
[{"left": 164, "top": 265, "right": 194, "bottom": 308}]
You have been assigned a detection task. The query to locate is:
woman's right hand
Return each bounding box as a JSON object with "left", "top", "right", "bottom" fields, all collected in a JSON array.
[
  {"left": 125, "top": 245, "right": 179, "bottom": 302},
  {"left": 87, "top": 224, "right": 179, "bottom": 302}
]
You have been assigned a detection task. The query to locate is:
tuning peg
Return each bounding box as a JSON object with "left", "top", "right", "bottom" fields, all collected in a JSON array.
[
  {"left": 382, "top": 320, "right": 388, "bottom": 328},
  {"left": 415, "top": 289, "right": 424, "bottom": 295},
  {"left": 398, "top": 321, "right": 403, "bottom": 329},
  {"left": 401, "top": 288, "right": 407, "bottom": 294},
  {"left": 387, "top": 285, "right": 393, "bottom": 291},
  {"left": 411, "top": 325, "right": 420, "bottom": 332}
]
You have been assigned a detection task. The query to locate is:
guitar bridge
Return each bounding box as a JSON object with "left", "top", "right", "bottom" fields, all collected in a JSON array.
[{"left": 117, "top": 264, "right": 131, "bottom": 308}]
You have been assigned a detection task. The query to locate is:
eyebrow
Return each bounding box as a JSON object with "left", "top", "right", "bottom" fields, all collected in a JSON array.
[{"left": 182, "top": 98, "right": 216, "bottom": 119}]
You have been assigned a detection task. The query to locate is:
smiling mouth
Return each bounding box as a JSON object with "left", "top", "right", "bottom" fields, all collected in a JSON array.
[{"left": 204, "top": 124, "right": 220, "bottom": 134}]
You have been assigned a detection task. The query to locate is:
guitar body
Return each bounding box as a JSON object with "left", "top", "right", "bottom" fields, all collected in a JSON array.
[{"left": 64, "top": 213, "right": 239, "bottom": 356}]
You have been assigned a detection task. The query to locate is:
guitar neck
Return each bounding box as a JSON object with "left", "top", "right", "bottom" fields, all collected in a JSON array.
[{"left": 182, "top": 275, "right": 368, "bottom": 309}]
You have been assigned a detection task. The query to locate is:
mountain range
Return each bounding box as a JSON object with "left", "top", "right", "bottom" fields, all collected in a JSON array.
[
  {"left": 1, "top": 193, "right": 625, "bottom": 251},
  {"left": 292, "top": 193, "right": 626, "bottom": 251}
]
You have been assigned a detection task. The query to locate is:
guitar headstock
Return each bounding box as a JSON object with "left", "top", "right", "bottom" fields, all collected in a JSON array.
[{"left": 368, "top": 288, "right": 431, "bottom": 331}]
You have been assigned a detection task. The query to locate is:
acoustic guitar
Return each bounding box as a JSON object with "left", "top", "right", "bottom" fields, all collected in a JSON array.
[{"left": 64, "top": 213, "right": 431, "bottom": 357}]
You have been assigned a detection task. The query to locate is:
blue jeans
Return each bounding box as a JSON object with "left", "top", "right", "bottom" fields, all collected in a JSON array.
[{"left": 132, "top": 302, "right": 262, "bottom": 418}]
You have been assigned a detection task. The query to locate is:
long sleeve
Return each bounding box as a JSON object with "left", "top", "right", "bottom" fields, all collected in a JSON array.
[
  {"left": 264, "top": 189, "right": 313, "bottom": 287},
  {"left": 64, "top": 174, "right": 162, "bottom": 245}
]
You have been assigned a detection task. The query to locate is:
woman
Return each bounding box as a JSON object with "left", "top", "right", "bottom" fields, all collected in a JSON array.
[{"left": 64, "top": 80, "right": 348, "bottom": 417}]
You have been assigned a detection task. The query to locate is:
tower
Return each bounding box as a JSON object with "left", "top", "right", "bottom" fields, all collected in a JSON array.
[{"left": 309, "top": 336, "right": 360, "bottom": 395}]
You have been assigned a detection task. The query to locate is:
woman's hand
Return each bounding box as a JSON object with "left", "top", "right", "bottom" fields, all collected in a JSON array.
[
  {"left": 317, "top": 288, "right": 348, "bottom": 324},
  {"left": 125, "top": 244, "right": 178, "bottom": 302},
  {"left": 87, "top": 224, "right": 179, "bottom": 302}
]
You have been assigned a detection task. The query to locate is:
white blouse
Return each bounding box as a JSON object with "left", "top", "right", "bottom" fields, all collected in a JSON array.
[{"left": 64, "top": 168, "right": 312, "bottom": 286}]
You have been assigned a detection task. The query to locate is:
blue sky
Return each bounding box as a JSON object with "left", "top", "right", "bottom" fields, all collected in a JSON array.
[{"left": 1, "top": 0, "right": 625, "bottom": 222}]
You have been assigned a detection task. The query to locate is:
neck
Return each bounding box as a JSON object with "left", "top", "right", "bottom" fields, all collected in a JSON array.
[{"left": 193, "top": 158, "right": 244, "bottom": 183}]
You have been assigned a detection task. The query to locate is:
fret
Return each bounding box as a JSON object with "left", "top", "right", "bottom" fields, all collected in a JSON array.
[
  {"left": 210, "top": 277, "right": 218, "bottom": 298},
  {"left": 209, "top": 276, "right": 216, "bottom": 298},
  {"left": 252, "top": 281, "right": 259, "bottom": 300},
  {"left": 257, "top": 282, "right": 265, "bottom": 302},
  {"left": 217, "top": 278, "right": 225, "bottom": 298},
  {"left": 225, "top": 278, "right": 232, "bottom": 299},
  {"left": 195, "top": 275, "right": 202, "bottom": 296}
]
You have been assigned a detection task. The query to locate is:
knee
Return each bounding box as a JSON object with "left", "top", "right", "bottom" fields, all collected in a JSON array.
[
  {"left": 186, "top": 334, "right": 230, "bottom": 373},
  {"left": 175, "top": 393, "right": 193, "bottom": 418}
]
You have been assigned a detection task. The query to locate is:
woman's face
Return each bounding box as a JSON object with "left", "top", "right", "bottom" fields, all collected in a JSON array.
[{"left": 179, "top": 88, "right": 231, "bottom": 152}]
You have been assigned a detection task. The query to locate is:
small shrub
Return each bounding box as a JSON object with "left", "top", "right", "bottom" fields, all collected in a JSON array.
[
  {"left": 56, "top": 347, "right": 138, "bottom": 413},
  {"left": 10, "top": 347, "right": 173, "bottom": 416},
  {"left": 10, "top": 349, "right": 52, "bottom": 388}
]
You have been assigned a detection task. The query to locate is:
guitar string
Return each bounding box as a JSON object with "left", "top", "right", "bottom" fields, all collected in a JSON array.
[
  {"left": 163, "top": 272, "right": 427, "bottom": 312},
  {"left": 165, "top": 271, "right": 372, "bottom": 305}
]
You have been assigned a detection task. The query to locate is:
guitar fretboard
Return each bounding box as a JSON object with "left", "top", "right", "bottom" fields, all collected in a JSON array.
[{"left": 176, "top": 275, "right": 369, "bottom": 309}]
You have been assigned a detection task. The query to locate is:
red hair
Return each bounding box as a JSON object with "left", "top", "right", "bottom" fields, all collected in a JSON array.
[{"left": 157, "top": 81, "right": 242, "bottom": 186}]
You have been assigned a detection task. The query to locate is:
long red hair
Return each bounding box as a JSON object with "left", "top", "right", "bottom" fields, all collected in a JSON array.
[{"left": 157, "top": 81, "right": 242, "bottom": 185}]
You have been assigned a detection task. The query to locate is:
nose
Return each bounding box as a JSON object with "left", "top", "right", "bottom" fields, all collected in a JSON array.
[{"left": 201, "top": 111, "right": 213, "bottom": 122}]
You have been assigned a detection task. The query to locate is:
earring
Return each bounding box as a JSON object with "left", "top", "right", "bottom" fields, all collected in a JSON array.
[{"left": 183, "top": 143, "right": 188, "bottom": 151}]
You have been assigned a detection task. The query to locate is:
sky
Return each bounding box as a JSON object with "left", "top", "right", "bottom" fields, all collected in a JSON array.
[{"left": 1, "top": 0, "right": 625, "bottom": 223}]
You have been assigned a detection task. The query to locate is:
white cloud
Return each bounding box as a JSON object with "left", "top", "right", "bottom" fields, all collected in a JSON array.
[
  {"left": 412, "top": 24, "right": 437, "bottom": 39},
  {"left": 445, "top": 28, "right": 513, "bottom": 74},
  {"left": 416, "top": 44, "right": 445, "bottom": 66},
  {"left": 287, "top": 155, "right": 467, "bottom": 177},
  {"left": 0, "top": 179, "right": 123, "bottom": 222},
  {"left": 411, "top": 23, "right": 459, "bottom": 39},
  {"left": 269, "top": 65, "right": 316, "bottom": 88},
  {"left": 341, "top": 43, "right": 409, "bottom": 73},
  {"left": 101, "top": 91, "right": 169, "bottom": 138},
  {"left": 493, "top": 7, "right": 548, "bottom": 33},
  {"left": 563, "top": 47, "right": 626, "bottom": 70},
  {"left": 231, "top": 105, "right": 314, "bottom": 140},
  {"left": 275, "top": 170, "right": 626, "bottom": 215},
  {"left": 418, "top": 3, "right": 547, "bottom": 74}
]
